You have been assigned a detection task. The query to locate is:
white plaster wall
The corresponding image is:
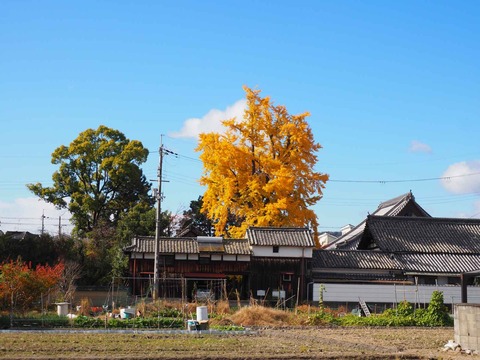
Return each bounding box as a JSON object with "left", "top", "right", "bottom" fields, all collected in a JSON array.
[
  {"left": 237, "top": 255, "right": 250, "bottom": 262},
  {"left": 133, "top": 253, "right": 154, "bottom": 259},
  {"left": 312, "top": 283, "right": 480, "bottom": 305},
  {"left": 252, "top": 246, "right": 312, "bottom": 258}
]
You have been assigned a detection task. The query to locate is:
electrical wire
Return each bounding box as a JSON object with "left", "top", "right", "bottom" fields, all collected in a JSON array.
[
  {"left": 151, "top": 146, "right": 480, "bottom": 185},
  {"left": 329, "top": 172, "right": 480, "bottom": 184}
]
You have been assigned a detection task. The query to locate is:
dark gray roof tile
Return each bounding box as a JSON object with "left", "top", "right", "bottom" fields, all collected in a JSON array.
[
  {"left": 313, "top": 249, "right": 480, "bottom": 275},
  {"left": 362, "top": 216, "right": 480, "bottom": 253},
  {"left": 125, "top": 236, "right": 250, "bottom": 255},
  {"left": 329, "top": 192, "right": 430, "bottom": 250},
  {"left": 246, "top": 227, "right": 315, "bottom": 247},
  {"left": 313, "top": 250, "right": 402, "bottom": 270},
  {"left": 398, "top": 253, "right": 480, "bottom": 274}
]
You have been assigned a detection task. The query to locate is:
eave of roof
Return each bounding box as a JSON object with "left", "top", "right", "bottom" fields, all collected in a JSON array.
[
  {"left": 124, "top": 236, "right": 251, "bottom": 255},
  {"left": 313, "top": 250, "right": 402, "bottom": 270},
  {"left": 246, "top": 227, "right": 315, "bottom": 247},
  {"left": 313, "top": 249, "right": 480, "bottom": 275}
]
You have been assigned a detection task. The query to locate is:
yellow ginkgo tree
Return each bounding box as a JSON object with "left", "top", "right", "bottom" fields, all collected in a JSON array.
[{"left": 196, "top": 86, "right": 329, "bottom": 239}]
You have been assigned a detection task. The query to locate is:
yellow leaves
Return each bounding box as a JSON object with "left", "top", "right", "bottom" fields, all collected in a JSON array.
[{"left": 197, "top": 86, "right": 328, "bottom": 238}]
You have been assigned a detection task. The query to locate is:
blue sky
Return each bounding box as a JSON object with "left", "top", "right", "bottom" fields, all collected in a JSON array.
[{"left": 1, "top": 1, "right": 479, "bottom": 235}]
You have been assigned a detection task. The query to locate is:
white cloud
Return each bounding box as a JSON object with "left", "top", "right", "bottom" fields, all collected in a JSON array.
[
  {"left": 441, "top": 160, "right": 480, "bottom": 194},
  {"left": 409, "top": 140, "right": 432, "bottom": 154},
  {"left": 170, "top": 99, "right": 247, "bottom": 139},
  {"left": 0, "top": 198, "right": 72, "bottom": 235}
]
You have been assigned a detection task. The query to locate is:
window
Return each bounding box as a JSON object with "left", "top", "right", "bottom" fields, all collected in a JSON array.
[
  {"left": 273, "top": 245, "right": 279, "bottom": 253},
  {"left": 282, "top": 273, "right": 292, "bottom": 282}
]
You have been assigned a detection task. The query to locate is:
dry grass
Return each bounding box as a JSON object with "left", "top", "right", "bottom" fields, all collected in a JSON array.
[
  {"left": 144, "top": 300, "right": 185, "bottom": 315},
  {"left": 78, "top": 297, "right": 91, "bottom": 316},
  {"left": 213, "top": 300, "right": 230, "bottom": 315},
  {"left": 228, "top": 305, "right": 297, "bottom": 326}
]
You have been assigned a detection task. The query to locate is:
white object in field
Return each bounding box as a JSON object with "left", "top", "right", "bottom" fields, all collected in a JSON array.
[
  {"left": 55, "top": 302, "right": 70, "bottom": 316},
  {"left": 444, "top": 340, "right": 460, "bottom": 351},
  {"left": 196, "top": 306, "right": 208, "bottom": 321}
]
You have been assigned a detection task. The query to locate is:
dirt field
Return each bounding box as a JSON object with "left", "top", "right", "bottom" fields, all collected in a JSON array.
[{"left": 0, "top": 326, "right": 468, "bottom": 359}]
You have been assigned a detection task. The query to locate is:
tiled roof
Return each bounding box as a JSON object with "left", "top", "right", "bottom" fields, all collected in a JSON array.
[
  {"left": 314, "top": 212, "right": 480, "bottom": 276},
  {"left": 246, "top": 227, "right": 315, "bottom": 247},
  {"left": 312, "top": 250, "right": 403, "bottom": 270},
  {"left": 397, "top": 253, "right": 480, "bottom": 274},
  {"left": 328, "top": 192, "right": 430, "bottom": 250},
  {"left": 377, "top": 193, "right": 415, "bottom": 216},
  {"left": 361, "top": 216, "right": 480, "bottom": 254},
  {"left": 124, "top": 236, "right": 250, "bottom": 255},
  {"left": 312, "top": 250, "right": 480, "bottom": 275},
  {"left": 223, "top": 239, "right": 251, "bottom": 255}
]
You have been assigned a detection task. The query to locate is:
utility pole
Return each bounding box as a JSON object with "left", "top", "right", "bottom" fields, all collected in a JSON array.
[
  {"left": 153, "top": 140, "right": 164, "bottom": 301},
  {"left": 41, "top": 210, "right": 46, "bottom": 235},
  {"left": 58, "top": 211, "right": 68, "bottom": 237}
]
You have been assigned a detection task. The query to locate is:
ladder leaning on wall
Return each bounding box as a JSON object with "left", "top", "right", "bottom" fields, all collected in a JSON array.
[{"left": 358, "top": 297, "right": 371, "bottom": 317}]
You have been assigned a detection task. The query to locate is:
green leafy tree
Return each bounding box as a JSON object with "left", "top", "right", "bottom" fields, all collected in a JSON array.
[
  {"left": 159, "top": 210, "right": 177, "bottom": 237},
  {"left": 0, "top": 232, "right": 82, "bottom": 268},
  {"left": 0, "top": 233, "right": 56, "bottom": 267},
  {"left": 79, "top": 220, "right": 117, "bottom": 285},
  {"left": 116, "top": 203, "right": 156, "bottom": 247},
  {"left": 27, "top": 126, "right": 153, "bottom": 235},
  {"left": 178, "top": 196, "right": 214, "bottom": 236},
  {"left": 79, "top": 208, "right": 173, "bottom": 285}
]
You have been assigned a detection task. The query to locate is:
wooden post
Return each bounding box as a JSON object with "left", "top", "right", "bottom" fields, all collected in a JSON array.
[
  {"left": 461, "top": 274, "right": 468, "bottom": 303},
  {"left": 133, "top": 258, "right": 136, "bottom": 297},
  {"left": 295, "top": 277, "right": 300, "bottom": 313}
]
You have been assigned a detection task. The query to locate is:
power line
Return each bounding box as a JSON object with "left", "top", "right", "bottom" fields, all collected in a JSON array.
[
  {"left": 0, "top": 216, "right": 72, "bottom": 221},
  {"left": 329, "top": 171, "right": 480, "bottom": 184},
  {"left": 162, "top": 151, "right": 480, "bottom": 178},
  {"left": 152, "top": 147, "right": 480, "bottom": 184},
  {"left": 4, "top": 147, "right": 479, "bottom": 190}
]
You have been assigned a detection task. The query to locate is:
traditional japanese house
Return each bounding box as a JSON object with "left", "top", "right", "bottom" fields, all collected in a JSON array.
[
  {"left": 124, "top": 236, "right": 250, "bottom": 300},
  {"left": 123, "top": 226, "right": 316, "bottom": 304},
  {"left": 312, "top": 215, "right": 480, "bottom": 306},
  {"left": 246, "top": 227, "right": 315, "bottom": 305}
]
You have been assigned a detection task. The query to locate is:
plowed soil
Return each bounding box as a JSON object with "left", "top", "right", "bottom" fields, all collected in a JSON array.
[{"left": 0, "top": 326, "right": 467, "bottom": 359}]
